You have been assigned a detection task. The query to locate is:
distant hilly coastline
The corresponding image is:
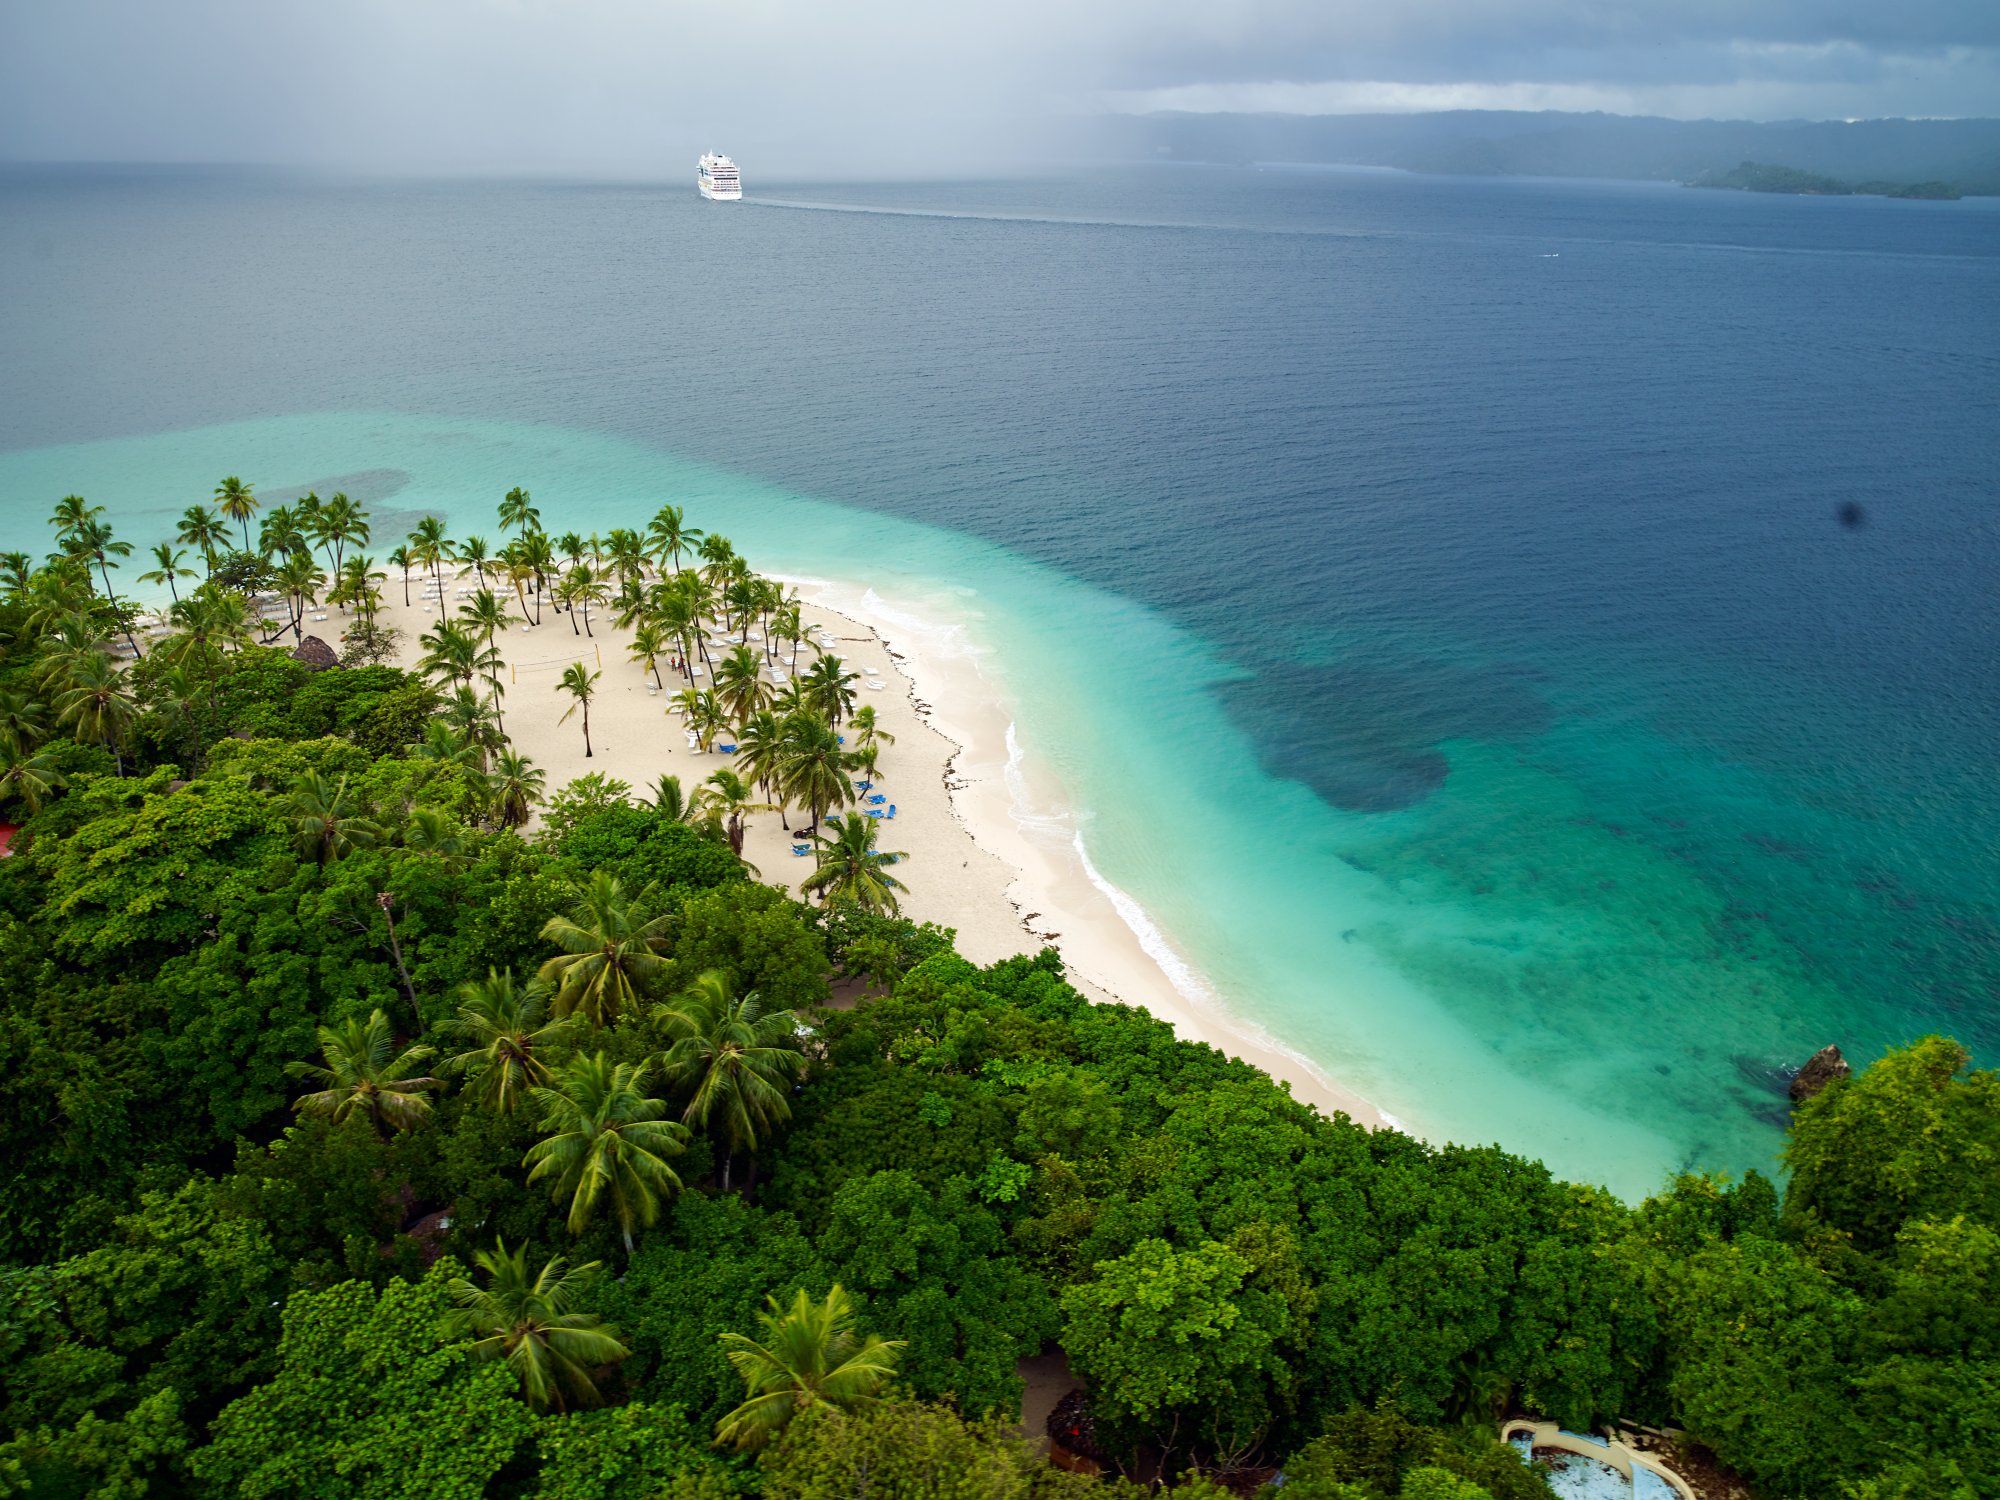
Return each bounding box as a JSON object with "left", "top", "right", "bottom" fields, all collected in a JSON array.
[
  {"left": 1098, "top": 110, "right": 2000, "bottom": 197},
  {"left": 1690, "top": 160, "right": 1961, "bottom": 200}
]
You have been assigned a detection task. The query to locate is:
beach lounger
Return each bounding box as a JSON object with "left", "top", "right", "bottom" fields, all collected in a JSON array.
[
  {"left": 791, "top": 843, "right": 811, "bottom": 857},
  {"left": 884, "top": 805, "right": 897, "bottom": 819},
  {"left": 719, "top": 744, "right": 736, "bottom": 754},
  {"left": 867, "top": 794, "right": 885, "bottom": 805}
]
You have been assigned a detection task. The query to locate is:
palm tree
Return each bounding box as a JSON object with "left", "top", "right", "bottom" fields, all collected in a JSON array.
[
  {"left": 556, "top": 663, "right": 601, "bottom": 758},
  {"left": 654, "top": 971, "right": 805, "bottom": 1190},
  {"left": 458, "top": 533, "right": 494, "bottom": 587},
  {"left": 713, "top": 645, "right": 769, "bottom": 726},
  {"left": 215, "top": 476, "right": 259, "bottom": 553},
  {"left": 284, "top": 1008, "right": 441, "bottom": 1133},
  {"left": 53, "top": 653, "right": 136, "bottom": 775},
  {"left": 645, "top": 504, "right": 702, "bottom": 577},
  {"left": 442, "top": 1241, "right": 629, "bottom": 1411},
  {"left": 850, "top": 704, "right": 894, "bottom": 752},
  {"left": 524, "top": 1052, "right": 688, "bottom": 1252},
  {"left": 441, "top": 968, "right": 576, "bottom": 1113},
  {"left": 48, "top": 493, "right": 102, "bottom": 542},
  {"left": 628, "top": 622, "right": 668, "bottom": 690},
  {"left": 176, "top": 505, "right": 230, "bottom": 575},
  {"left": 0, "top": 689, "right": 48, "bottom": 753},
  {"left": 732, "top": 710, "right": 792, "bottom": 826},
  {"left": 777, "top": 712, "right": 854, "bottom": 835},
  {"left": 417, "top": 619, "right": 480, "bottom": 692},
  {"left": 275, "top": 551, "right": 324, "bottom": 642},
  {"left": 498, "top": 485, "right": 541, "bottom": 539},
  {"left": 566, "top": 564, "right": 606, "bottom": 638},
  {"left": 459, "top": 586, "right": 516, "bottom": 650},
  {"left": 138, "top": 543, "right": 195, "bottom": 605},
  {"left": 159, "top": 590, "right": 252, "bottom": 745},
  {"left": 259, "top": 504, "right": 308, "bottom": 562},
  {"left": 413, "top": 719, "right": 485, "bottom": 777},
  {"left": 802, "top": 814, "right": 909, "bottom": 915},
  {"left": 387, "top": 544, "right": 415, "bottom": 607},
  {"left": 488, "top": 748, "right": 546, "bottom": 829},
  {"left": 672, "top": 687, "right": 728, "bottom": 755},
  {"left": 537, "top": 869, "right": 673, "bottom": 1026},
  {"left": 801, "top": 654, "right": 859, "bottom": 726},
  {"left": 282, "top": 769, "right": 384, "bottom": 864},
  {"left": 519, "top": 530, "right": 556, "bottom": 624},
  {"left": 321, "top": 492, "right": 369, "bottom": 575},
  {"left": 403, "top": 805, "right": 472, "bottom": 867},
  {"left": 68, "top": 517, "right": 137, "bottom": 643},
  {"left": 0, "top": 553, "right": 33, "bottom": 603},
  {"left": 0, "top": 742, "right": 67, "bottom": 815},
  {"left": 699, "top": 768, "right": 770, "bottom": 857},
  {"left": 443, "top": 686, "right": 506, "bottom": 770},
  {"left": 714, "top": 1286, "right": 905, "bottom": 1451},
  {"left": 408, "top": 516, "right": 452, "bottom": 620}
]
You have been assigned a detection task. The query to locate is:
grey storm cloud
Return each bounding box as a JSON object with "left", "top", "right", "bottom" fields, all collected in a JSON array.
[{"left": 1, "top": 0, "right": 1995, "bottom": 174}]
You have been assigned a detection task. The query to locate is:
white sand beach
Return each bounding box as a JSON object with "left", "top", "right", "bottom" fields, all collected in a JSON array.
[{"left": 350, "top": 566, "right": 1388, "bottom": 1131}]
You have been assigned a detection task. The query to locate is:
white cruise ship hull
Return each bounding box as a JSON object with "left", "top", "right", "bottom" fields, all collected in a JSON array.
[{"left": 697, "top": 153, "right": 742, "bottom": 200}]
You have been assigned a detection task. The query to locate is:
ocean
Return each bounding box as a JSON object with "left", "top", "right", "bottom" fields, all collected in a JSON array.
[{"left": 2, "top": 162, "right": 1996, "bottom": 1198}]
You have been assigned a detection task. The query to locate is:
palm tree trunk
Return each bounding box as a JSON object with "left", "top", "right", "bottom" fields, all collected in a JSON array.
[
  {"left": 582, "top": 703, "right": 593, "bottom": 758},
  {"left": 377, "top": 893, "right": 420, "bottom": 1018}
]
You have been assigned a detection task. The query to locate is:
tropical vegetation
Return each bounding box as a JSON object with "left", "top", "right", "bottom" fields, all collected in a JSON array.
[{"left": 0, "top": 487, "right": 1987, "bottom": 1499}]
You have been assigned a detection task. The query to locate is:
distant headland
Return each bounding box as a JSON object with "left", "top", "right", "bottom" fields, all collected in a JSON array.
[{"left": 1098, "top": 109, "right": 2000, "bottom": 198}]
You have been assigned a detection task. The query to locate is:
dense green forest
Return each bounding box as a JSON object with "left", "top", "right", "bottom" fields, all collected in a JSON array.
[
  {"left": 1690, "top": 162, "right": 1962, "bottom": 200},
  {"left": 0, "top": 492, "right": 1994, "bottom": 1499}
]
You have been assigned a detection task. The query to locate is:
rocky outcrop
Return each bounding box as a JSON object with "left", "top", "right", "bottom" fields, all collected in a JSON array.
[{"left": 1790, "top": 1045, "right": 1851, "bottom": 1105}]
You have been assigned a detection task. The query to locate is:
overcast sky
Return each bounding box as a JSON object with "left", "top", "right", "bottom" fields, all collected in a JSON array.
[{"left": 2, "top": 0, "right": 1995, "bottom": 174}]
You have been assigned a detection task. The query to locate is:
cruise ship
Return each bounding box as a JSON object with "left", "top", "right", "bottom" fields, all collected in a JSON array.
[{"left": 697, "top": 153, "right": 742, "bottom": 201}]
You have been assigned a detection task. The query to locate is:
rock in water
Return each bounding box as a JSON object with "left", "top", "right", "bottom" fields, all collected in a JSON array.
[{"left": 1790, "top": 1044, "right": 1851, "bottom": 1104}]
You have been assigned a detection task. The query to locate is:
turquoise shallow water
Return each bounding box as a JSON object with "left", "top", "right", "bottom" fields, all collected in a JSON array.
[
  {"left": 0, "top": 409, "right": 1877, "bottom": 1195},
  {"left": 3, "top": 165, "right": 1996, "bottom": 1199}
]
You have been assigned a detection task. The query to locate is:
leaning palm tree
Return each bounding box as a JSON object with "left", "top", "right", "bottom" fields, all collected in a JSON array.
[
  {"left": 499, "top": 485, "right": 541, "bottom": 539},
  {"left": 488, "top": 748, "right": 546, "bottom": 829},
  {"left": 282, "top": 769, "right": 384, "bottom": 864},
  {"left": 441, "top": 968, "right": 577, "bottom": 1113},
  {"left": 802, "top": 814, "right": 909, "bottom": 915},
  {"left": 442, "top": 1241, "right": 629, "bottom": 1411},
  {"left": 524, "top": 1052, "right": 688, "bottom": 1252},
  {"left": 714, "top": 1285, "right": 906, "bottom": 1452},
  {"left": 536, "top": 869, "right": 674, "bottom": 1026},
  {"left": 284, "top": 1008, "right": 441, "bottom": 1133},
  {"left": 655, "top": 971, "right": 806, "bottom": 1190},
  {"left": 556, "top": 663, "right": 601, "bottom": 758},
  {"left": 214, "top": 475, "right": 259, "bottom": 553}
]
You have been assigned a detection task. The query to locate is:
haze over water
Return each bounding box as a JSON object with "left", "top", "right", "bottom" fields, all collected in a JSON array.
[{"left": 3, "top": 163, "right": 1996, "bottom": 1197}]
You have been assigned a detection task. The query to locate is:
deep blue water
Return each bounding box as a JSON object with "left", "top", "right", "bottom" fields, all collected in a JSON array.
[{"left": 3, "top": 162, "right": 1996, "bottom": 1193}]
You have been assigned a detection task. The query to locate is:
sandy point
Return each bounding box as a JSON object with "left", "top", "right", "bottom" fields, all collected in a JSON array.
[{"left": 350, "top": 564, "right": 1388, "bottom": 1132}]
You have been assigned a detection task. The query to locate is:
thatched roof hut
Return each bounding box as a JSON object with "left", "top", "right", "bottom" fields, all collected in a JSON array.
[{"left": 291, "top": 634, "right": 340, "bottom": 671}]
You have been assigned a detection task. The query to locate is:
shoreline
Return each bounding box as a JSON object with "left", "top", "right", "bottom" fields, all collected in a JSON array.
[
  {"left": 783, "top": 573, "right": 1394, "bottom": 1132},
  {"left": 352, "top": 563, "right": 1389, "bottom": 1132}
]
